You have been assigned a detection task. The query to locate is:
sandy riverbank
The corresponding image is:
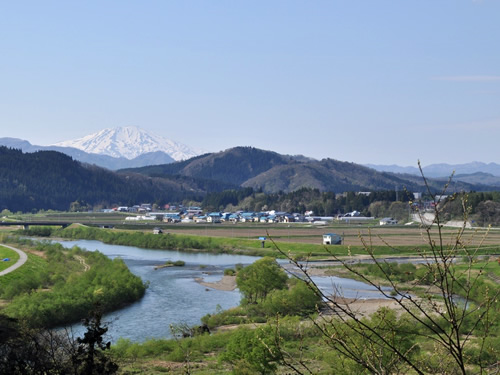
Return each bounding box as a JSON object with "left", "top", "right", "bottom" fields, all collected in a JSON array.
[
  {"left": 324, "top": 297, "right": 402, "bottom": 317},
  {"left": 195, "top": 270, "right": 406, "bottom": 317},
  {"left": 195, "top": 275, "right": 237, "bottom": 291}
]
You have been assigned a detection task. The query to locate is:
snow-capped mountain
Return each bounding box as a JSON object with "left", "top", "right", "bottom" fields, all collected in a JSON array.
[{"left": 53, "top": 126, "right": 201, "bottom": 161}]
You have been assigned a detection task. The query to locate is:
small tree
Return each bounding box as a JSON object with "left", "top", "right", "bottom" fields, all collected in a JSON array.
[
  {"left": 72, "top": 306, "right": 118, "bottom": 375},
  {"left": 0, "top": 209, "right": 12, "bottom": 217},
  {"left": 220, "top": 326, "right": 281, "bottom": 374},
  {"left": 236, "top": 257, "right": 288, "bottom": 304}
]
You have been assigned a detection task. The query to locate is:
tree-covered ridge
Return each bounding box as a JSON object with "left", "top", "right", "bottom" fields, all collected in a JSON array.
[
  {"left": 0, "top": 147, "right": 206, "bottom": 212},
  {"left": 121, "top": 147, "right": 291, "bottom": 186},
  {"left": 122, "top": 146, "right": 488, "bottom": 195},
  {"left": 0, "top": 146, "right": 495, "bottom": 213}
]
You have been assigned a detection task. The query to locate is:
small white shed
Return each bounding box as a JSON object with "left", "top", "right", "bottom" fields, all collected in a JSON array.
[{"left": 323, "top": 233, "right": 342, "bottom": 245}]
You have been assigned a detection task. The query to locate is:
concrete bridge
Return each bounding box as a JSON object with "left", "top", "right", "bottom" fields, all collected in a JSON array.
[{"left": 0, "top": 221, "right": 71, "bottom": 230}]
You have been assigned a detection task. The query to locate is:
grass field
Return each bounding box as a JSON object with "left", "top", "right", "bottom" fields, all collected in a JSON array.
[
  {"left": 0, "top": 252, "right": 47, "bottom": 288},
  {"left": 454, "top": 259, "right": 500, "bottom": 279},
  {"left": 0, "top": 245, "right": 20, "bottom": 272}
]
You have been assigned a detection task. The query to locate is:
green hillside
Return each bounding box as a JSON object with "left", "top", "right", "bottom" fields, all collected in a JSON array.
[
  {"left": 0, "top": 147, "right": 205, "bottom": 212},
  {"left": 122, "top": 146, "right": 291, "bottom": 186},
  {"left": 122, "top": 147, "right": 482, "bottom": 194}
]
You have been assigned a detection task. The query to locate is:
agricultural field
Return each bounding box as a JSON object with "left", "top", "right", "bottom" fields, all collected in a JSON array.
[
  {"left": 157, "top": 222, "right": 500, "bottom": 247},
  {"left": 6, "top": 211, "right": 500, "bottom": 247}
]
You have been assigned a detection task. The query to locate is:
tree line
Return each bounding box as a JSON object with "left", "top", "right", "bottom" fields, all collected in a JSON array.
[
  {"left": 442, "top": 191, "right": 500, "bottom": 225},
  {"left": 201, "top": 187, "right": 413, "bottom": 217}
]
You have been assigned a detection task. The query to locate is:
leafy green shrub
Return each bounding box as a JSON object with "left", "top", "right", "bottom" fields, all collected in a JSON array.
[
  {"left": 224, "top": 268, "right": 236, "bottom": 276},
  {"left": 201, "top": 307, "right": 248, "bottom": 329},
  {"left": 260, "top": 278, "right": 321, "bottom": 317},
  {"left": 219, "top": 326, "right": 280, "bottom": 374},
  {"left": 2, "top": 243, "right": 146, "bottom": 328},
  {"left": 235, "top": 263, "right": 244, "bottom": 271},
  {"left": 165, "top": 260, "right": 185, "bottom": 267},
  {"left": 236, "top": 257, "right": 288, "bottom": 304},
  {"left": 19, "top": 226, "right": 54, "bottom": 237}
]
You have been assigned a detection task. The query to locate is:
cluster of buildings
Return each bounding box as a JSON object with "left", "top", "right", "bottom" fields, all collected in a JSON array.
[
  {"left": 112, "top": 202, "right": 421, "bottom": 227},
  {"left": 117, "top": 206, "right": 341, "bottom": 225}
]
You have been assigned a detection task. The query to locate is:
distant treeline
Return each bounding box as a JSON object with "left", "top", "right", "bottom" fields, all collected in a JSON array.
[
  {"left": 442, "top": 191, "right": 500, "bottom": 226},
  {"left": 201, "top": 187, "right": 412, "bottom": 216},
  {"left": 28, "top": 226, "right": 224, "bottom": 253}
]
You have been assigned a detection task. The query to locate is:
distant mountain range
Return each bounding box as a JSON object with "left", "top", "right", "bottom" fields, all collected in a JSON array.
[
  {"left": 0, "top": 126, "right": 206, "bottom": 170},
  {"left": 121, "top": 147, "right": 494, "bottom": 194},
  {"left": 0, "top": 137, "right": 175, "bottom": 170},
  {"left": 2, "top": 125, "right": 500, "bottom": 212},
  {"left": 1, "top": 145, "right": 499, "bottom": 212},
  {"left": 53, "top": 126, "right": 201, "bottom": 161},
  {"left": 3, "top": 127, "right": 498, "bottom": 181},
  {"left": 366, "top": 163, "right": 500, "bottom": 187},
  {"left": 366, "top": 162, "right": 500, "bottom": 178}
]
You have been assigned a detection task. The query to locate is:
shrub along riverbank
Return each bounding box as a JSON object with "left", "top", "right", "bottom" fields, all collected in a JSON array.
[
  {"left": 18, "top": 225, "right": 451, "bottom": 260},
  {"left": 109, "top": 257, "right": 500, "bottom": 374},
  {"left": 6, "top": 225, "right": 500, "bottom": 373},
  {"left": 0, "top": 236, "right": 146, "bottom": 328}
]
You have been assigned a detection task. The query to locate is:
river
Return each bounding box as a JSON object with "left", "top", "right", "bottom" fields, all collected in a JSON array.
[{"left": 55, "top": 239, "right": 389, "bottom": 342}]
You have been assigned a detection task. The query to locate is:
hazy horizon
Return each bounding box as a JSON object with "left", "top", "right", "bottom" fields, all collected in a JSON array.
[{"left": 2, "top": 1, "right": 499, "bottom": 166}]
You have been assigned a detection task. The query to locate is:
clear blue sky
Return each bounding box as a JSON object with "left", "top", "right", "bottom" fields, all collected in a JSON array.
[{"left": 1, "top": 1, "right": 499, "bottom": 166}]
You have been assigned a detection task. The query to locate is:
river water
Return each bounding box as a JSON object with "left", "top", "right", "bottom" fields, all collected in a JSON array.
[{"left": 55, "top": 239, "right": 389, "bottom": 342}]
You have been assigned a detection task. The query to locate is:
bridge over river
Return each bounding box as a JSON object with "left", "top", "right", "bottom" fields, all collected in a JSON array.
[{"left": 0, "top": 221, "right": 72, "bottom": 230}]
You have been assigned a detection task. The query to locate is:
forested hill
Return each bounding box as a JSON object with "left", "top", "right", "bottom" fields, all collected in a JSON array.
[
  {"left": 121, "top": 147, "right": 292, "bottom": 186},
  {"left": 241, "top": 158, "right": 423, "bottom": 193},
  {"left": 121, "top": 146, "right": 487, "bottom": 194},
  {"left": 1, "top": 146, "right": 492, "bottom": 212},
  {"left": 0, "top": 147, "right": 208, "bottom": 212}
]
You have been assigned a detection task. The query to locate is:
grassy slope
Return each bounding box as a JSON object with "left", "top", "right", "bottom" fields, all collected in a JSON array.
[
  {"left": 0, "top": 245, "right": 21, "bottom": 272},
  {"left": 0, "top": 252, "right": 47, "bottom": 287}
]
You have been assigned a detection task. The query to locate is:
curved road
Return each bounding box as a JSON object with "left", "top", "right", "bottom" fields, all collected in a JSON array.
[{"left": 0, "top": 244, "right": 28, "bottom": 276}]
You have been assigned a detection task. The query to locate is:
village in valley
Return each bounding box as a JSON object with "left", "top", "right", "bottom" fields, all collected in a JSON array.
[{"left": 2, "top": 1, "right": 500, "bottom": 373}]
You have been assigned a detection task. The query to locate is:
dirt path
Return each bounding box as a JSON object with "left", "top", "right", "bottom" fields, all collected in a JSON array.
[
  {"left": 0, "top": 244, "right": 28, "bottom": 276},
  {"left": 74, "top": 254, "right": 90, "bottom": 272}
]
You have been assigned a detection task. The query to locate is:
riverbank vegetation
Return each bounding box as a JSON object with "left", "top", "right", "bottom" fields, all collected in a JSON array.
[
  {"left": 269, "top": 173, "right": 500, "bottom": 374},
  {"left": 109, "top": 275, "right": 500, "bottom": 374},
  {"left": 3, "top": 175, "right": 500, "bottom": 373},
  {"left": 17, "top": 223, "right": 500, "bottom": 264},
  {"left": 0, "top": 236, "right": 146, "bottom": 328},
  {"left": 200, "top": 258, "right": 321, "bottom": 331},
  {"left": 110, "top": 177, "right": 500, "bottom": 374},
  {"left": 19, "top": 225, "right": 333, "bottom": 258}
]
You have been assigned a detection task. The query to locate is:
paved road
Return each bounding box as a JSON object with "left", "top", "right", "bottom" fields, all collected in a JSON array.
[{"left": 0, "top": 244, "right": 28, "bottom": 276}]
